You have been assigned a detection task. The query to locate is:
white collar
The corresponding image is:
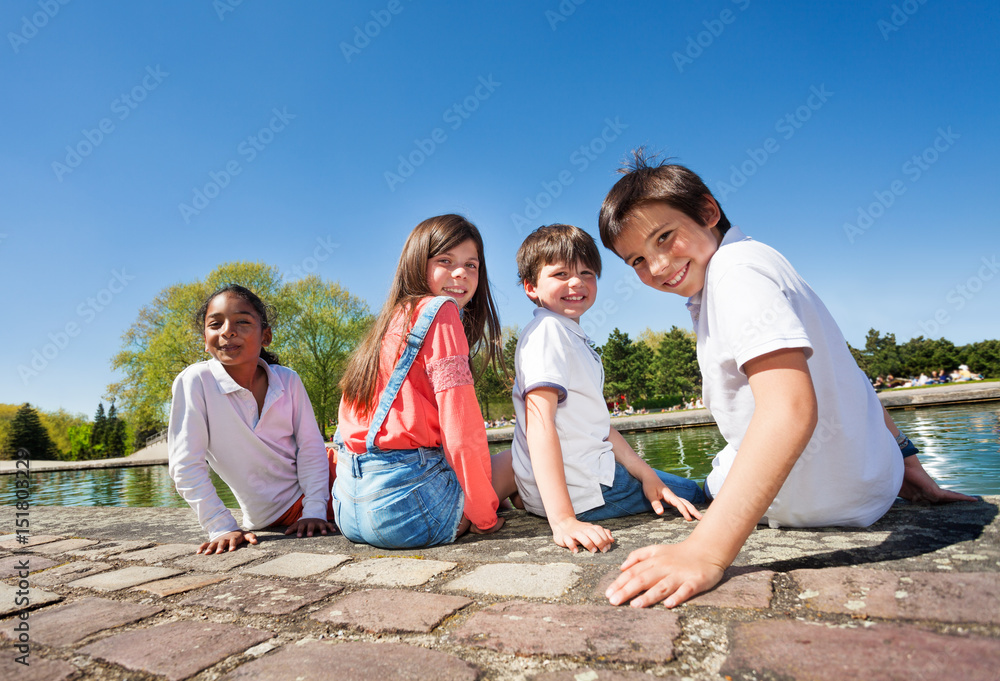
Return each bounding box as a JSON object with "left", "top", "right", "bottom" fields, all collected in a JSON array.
[{"left": 208, "top": 357, "right": 280, "bottom": 398}]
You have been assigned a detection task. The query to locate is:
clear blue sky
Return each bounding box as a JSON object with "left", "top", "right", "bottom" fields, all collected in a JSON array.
[{"left": 3, "top": 1, "right": 998, "bottom": 417}]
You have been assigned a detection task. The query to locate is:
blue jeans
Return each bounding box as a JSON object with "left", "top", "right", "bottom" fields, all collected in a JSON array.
[
  {"left": 576, "top": 462, "right": 706, "bottom": 522},
  {"left": 332, "top": 442, "right": 465, "bottom": 549}
]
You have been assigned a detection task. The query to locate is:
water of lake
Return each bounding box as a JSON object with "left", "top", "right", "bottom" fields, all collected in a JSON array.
[{"left": 2, "top": 402, "right": 997, "bottom": 508}]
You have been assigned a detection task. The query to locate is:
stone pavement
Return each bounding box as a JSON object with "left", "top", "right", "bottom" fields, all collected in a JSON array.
[{"left": 1, "top": 499, "right": 998, "bottom": 680}]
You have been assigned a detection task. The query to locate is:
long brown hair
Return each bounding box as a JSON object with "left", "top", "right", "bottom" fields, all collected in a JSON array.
[{"left": 339, "top": 214, "right": 502, "bottom": 417}]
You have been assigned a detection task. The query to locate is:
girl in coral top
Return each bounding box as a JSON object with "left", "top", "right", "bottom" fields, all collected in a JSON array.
[{"left": 333, "top": 214, "right": 516, "bottom": 548}]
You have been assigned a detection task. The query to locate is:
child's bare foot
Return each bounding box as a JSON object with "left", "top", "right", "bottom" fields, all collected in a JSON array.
[
  {"left": 510, "top": 491, "right": 524, "bottom": 510},
  {"left": 899, "top": 456, "right": 978, "bottom": 504}
]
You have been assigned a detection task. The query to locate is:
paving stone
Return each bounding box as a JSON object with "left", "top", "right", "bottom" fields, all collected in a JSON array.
[
  {"left": 79, "top": 620, "right": 273, "bottom": 681},
  {"left": 0, "top": 583, "right": 62, "bottom": 616},
  {"left": 133, "top": 572, "right": 229, "bottom": 597},
  {"left": 67, "top": 540, "right": 154, "bottom": 558},
  {"left": 530, "top": 671, "right": 674, "bottom": 681},
  {"left": 453, "top": 600, "right": 680, "bottom": 663},
  {"left": 792, "top": 567, "right": 1000, "bottom": 625},
  {"left": 31, "top": 560, "right": 113, "bottom": 586},
  {"left": 330, "top": 556, "right": 456, "bottom": 587},
  {"left": 2, "top": 655, "right": 77, "bottom": 681},
  {"left": 445, "top": 562, "right": 580, "bottom": 599},
  {"left": 0, "top": 555, "right": 58, "bottom": 577},
  {"left": 243, "top": 552, "right": 351, "bottom": 578},
  {"left": 722, "top": 620, "right": 1000, "bottom": 681},
  {"left": 180, "top": 578, "right": 342, "bottom": 615},
  {"left": 173, "top": 547, "right": 269, "bottom": 572},
  {"left": 115, "top": 543, "right": 200, "bottom": 563},
  {"left": 687, "top": 566, "right": 775, "bottom": 609},
  {"left": 220, "top": 640, "right": 479, "bottom": 681},
  {"left": 27, "top": 538, "right": 99, "bottom": 554},
  {"left": 68, "top": 565, "right": 183, "bottom": 591},
  {"left": 311, "top": 589, "right": 472, "bottom": 633},
  {"left": 0, "top": 535, "right": 63, "bottom": 550},
  {"left": 0, "top": 597, "right": 163, "bottom": 646}
]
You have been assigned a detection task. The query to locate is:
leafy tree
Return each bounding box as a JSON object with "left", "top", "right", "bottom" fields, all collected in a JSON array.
[
  {"left": 2, "top": 403, "right": 59, "bottom": 460},
  {"left": 67, "top": 423, "right": 93, "bottom": 460},
  {"left": 630, "top": 341, "right": 655, "bottom": 400},
  {"left": 601, "top": 328, "right": 637, "bottom": 404},
  {"left": 279, "top": 276, "right": 372, "bottom": 435},
  {"left": 655, "top": 326, "right": 701, "bottom": 399},
  {"left": 963, "top": 339, "right": 1000, "bottom": 378},
  {"left": 37, "top": 408, "right": 89, "bottom": 459},
  {"left": 473, "top": 327, "right": 517, "bottom": 420},
  {"left": 104, "top": 402, "right": 127, "bottom": 458},
  {"left": 108, "top": 262, "right": 372, "bottom": 439},
  {"left": 863, "top": 329, "right": 903, "bottom": 379}
]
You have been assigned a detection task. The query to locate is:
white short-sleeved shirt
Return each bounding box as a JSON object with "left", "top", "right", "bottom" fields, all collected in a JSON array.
[
  {"left": 689, "top": 227, "right": 903, "bottom": 528},
  {"left": 511, "top": 308, "right": 616, "bottom": 516},
  {"left": 168, "top": 358, "right": 330, "bottom": 539}
]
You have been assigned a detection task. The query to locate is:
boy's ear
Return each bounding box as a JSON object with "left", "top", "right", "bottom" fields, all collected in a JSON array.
[
  {"left": 261, "top": 327, "right": 273, "bottom": 348},
  {"left": 523, "top": 280, "right": 539, "bottom": 303},
  {"left": 700, "top": 195, "right": 722, "bottom": 229}
]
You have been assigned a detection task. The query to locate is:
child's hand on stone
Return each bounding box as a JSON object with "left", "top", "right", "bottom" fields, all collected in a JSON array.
[{"left": 197, "top": 530, "right": 258, "bottom": 554}]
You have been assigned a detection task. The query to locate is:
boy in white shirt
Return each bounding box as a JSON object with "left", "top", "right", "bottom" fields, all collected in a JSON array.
[
  {"left": 598, "top": 151, "right": 975, "bottom": 608},
  {"left": 511, "top": 224, "right": 703, "bottom": 554}
]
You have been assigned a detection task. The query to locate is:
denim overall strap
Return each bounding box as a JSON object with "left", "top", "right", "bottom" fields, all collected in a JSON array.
[{"left": 364, "top": 296, "right": 459, "bottom": 452}]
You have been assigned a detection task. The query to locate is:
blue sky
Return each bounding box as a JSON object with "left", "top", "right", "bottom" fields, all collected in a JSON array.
[{"left": 3, "top": 0, "right": 998, "bottom": 417}]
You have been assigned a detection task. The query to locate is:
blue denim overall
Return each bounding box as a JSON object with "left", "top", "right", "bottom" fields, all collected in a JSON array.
[{"left": 331, "top": 296, "right": 465, "bottom": 549}]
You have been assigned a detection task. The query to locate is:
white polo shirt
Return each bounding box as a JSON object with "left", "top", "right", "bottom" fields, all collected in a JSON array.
[
  {"left": 168, "top": 358, "right": 329, "bottom": 539},
  {"left": 689, "top": 227, "right": 902, "bottom": 528},
  {"left": 511, "top": 308, "right": 616, "bottom": 516}
]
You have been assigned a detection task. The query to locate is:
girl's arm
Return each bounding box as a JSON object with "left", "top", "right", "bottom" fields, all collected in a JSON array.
[
  {"left": 607, "top": 347, "right": 817, "bottom": 608},
  {"left": 426, "top": 306, "right": 500, "bottom": 532},
  {"left": 167, "top": 372, "right": 244, "bottom": 548}
]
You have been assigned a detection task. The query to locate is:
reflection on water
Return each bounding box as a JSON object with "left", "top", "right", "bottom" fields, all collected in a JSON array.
[
  {"left": 2, "top": 403, "right": 997, "bottom": 508},
  {"left": 0, "top": 466, "right": 238, "bottom": 508}
]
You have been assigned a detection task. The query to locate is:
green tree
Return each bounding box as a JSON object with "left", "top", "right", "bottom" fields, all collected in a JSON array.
[
  {"left": 655, "top": 326, "right": 701, "bottom": 399},
  {"left": 67, "top": 423, "right": 93, "bottom": 460},
  {"left": 863, "top": 329, "right": 903, "bottom": 379},
  {"left": 601, "top": 328, "right": 636, "bottom": 404},
  {"left": 2, "top": 403, "right": 59, "bottom": 460},
  {"left": 104, "top": 402, "right": 127, "bottom": 458},
  {"left": 108, "top": 262, "right": 290, "bottom": 429},
  {"left": 473, "top": 326, "right": 518, "bottom": 420},
  {"left": 90, "top": 403, "right": 108, "bottom": 458},
  {"left": 279, "top": 276, "right": 372, "bottom": 436},
  {"left": 963, "top": 339, "right": 1000, "bottom": 378}
]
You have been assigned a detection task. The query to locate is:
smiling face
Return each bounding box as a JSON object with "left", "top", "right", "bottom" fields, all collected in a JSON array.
[
  {"left": 524, "top": 260, "right": 597, "bottom": 323},
  {"left": 425, "top": 238, "right": 480, "bottom": 309},
  {"left": 203, "top": 292, "right": 271, "bottom": 370},
  {"left": 614, "top": 199, "right": 723, "bottom": 298}
]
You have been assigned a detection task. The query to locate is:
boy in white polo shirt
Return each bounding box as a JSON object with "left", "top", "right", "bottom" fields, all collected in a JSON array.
[
  {"left": 598, "top": 151, "right": 975, "bottom": 608},
  {"left": 511, "top": 224, "right": 704, "bottom": 554}
]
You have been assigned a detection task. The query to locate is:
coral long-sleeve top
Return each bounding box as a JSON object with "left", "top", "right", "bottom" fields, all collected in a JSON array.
[{"left": 337, "top": 298, "right": 499, "bottom": 530}]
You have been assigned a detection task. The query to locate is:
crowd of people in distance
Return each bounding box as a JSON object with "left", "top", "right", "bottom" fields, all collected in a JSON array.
[{"left": 873, "top": 365, "right": 984, "bottom": 391}]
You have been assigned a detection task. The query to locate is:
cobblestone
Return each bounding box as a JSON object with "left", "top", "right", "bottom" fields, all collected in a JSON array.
[
  {"left": 445, "top": 562, "right": 580, "bottom": 598},
  {"left": 243, "top": 552, "right": 351, "bottom": 578},
  {"left": 180, "top": 577, "right": 342, "bottom": 615},
  {"left": 0, "top": 596, "right": 162, "bottom": 645},
  {"left": 68, "top": 565, "right": 183, "bottom": 591},
  {"left": 311, "top": 588, "right": 472, "bottom": 633},
  {"left": 331, "top": 556, "right": 456, "bottom": 587}
]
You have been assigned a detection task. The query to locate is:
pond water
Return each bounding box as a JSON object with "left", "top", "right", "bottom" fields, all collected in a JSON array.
[{"left": 2, "top": 402, "right": 998, "bottom": 508}]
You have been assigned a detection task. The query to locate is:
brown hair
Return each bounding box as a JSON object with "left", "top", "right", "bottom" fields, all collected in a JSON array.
[
  {"left": 339, "top": 214, "right": 502, "bottom": 417},
  {"left": 599, "top": 148, "right": 731, "bottom": 254},
  {"left": 516, "top": 224, "right": 602, "bottom": 290}
]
